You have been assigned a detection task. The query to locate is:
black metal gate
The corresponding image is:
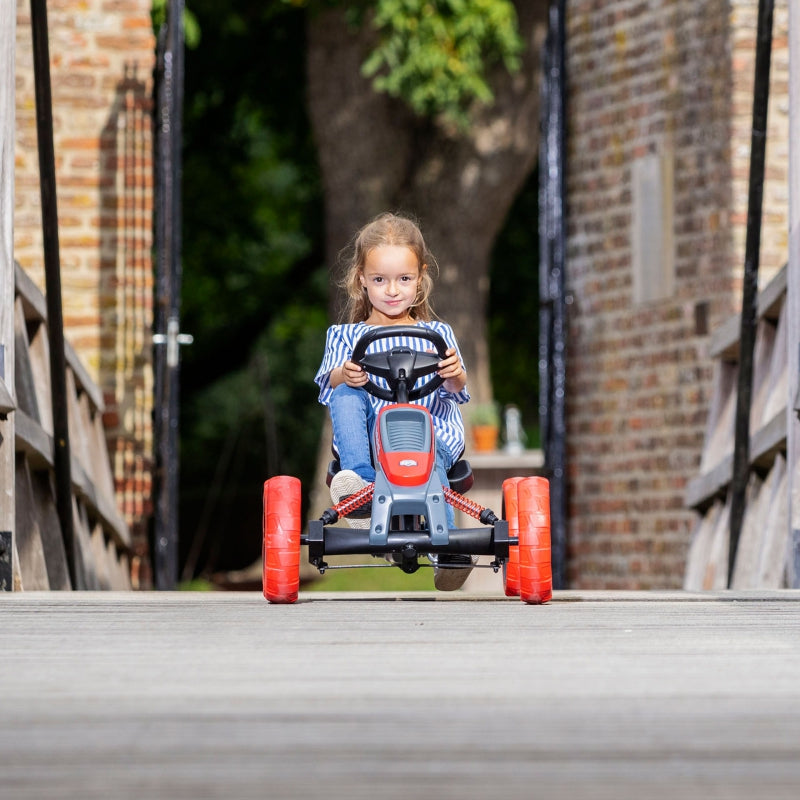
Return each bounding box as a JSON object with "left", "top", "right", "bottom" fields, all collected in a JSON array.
[{"left": 539, "top": 0, "right": 568, "bottom": 589}]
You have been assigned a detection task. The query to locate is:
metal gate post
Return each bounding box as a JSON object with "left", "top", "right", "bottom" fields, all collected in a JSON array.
[
  {"left": 153, "top": 0, "right": 189, "bottom": 589},
  {"left": 539, "top": 0, "right": 568, "bottom": 589},
  {"left": 727, "top": 0, "right": 774, "bottom": 586}
]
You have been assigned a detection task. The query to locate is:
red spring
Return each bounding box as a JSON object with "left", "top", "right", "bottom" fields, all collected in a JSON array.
[
  {"left": 443, "top": 487, "right": 486, "bottom": 520},
  {"left": 334, "top": 484, "right": 374, "bottom": 517}
]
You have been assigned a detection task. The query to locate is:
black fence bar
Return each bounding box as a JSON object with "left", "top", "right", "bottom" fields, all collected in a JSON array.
[
  {"left": 153, "top": 0, "right": 185, "bottom": 589},
  {"left": 30, "top": 0, "right": 76, "bottom": 588},
  {"left": 728, "top": 0, "right": 774, "bottom": 586},
  {"left": 539, "top": 0, "right": 568, "bottom": 589}
]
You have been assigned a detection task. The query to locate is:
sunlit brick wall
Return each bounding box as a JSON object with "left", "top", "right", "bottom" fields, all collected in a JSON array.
[
  {"left": 15, "top": 0, "right": 156, "bottom": 580},
  {"left": 564, "top": 0, "right": 789, "bottom": 588}
]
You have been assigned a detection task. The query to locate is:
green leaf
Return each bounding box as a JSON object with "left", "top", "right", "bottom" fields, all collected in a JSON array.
[{"left": 362, "top": 0, "right": 523, "bottom": 125}]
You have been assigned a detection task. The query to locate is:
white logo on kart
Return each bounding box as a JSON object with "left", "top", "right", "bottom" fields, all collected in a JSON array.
[{"left": 399, "top": 459, "right": 418, "bottom": 467}]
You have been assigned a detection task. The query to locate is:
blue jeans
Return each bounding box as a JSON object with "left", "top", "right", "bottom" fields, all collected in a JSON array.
[{"left": 329, "top": 384, "right": 456, "bottom": 527}]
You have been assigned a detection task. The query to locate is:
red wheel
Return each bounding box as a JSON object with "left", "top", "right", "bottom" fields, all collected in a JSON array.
[
  {"left": 517, "top": 477, "right": 552, "bottom": 605},
  {"left": 502, "top": 477, "right": 523, "bottom": 597},
  {"left": 262, "top": 476, "right": 302, "bottom": 604}
]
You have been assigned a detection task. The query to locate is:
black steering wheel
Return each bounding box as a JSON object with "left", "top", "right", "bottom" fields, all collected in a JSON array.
[{"left": 350, "top": 326, "right": 449, "bottom": 403}]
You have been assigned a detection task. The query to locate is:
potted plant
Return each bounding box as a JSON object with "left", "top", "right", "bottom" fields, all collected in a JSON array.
[{"left": 468, "top": 402, "right": 500, "bottom": 452}]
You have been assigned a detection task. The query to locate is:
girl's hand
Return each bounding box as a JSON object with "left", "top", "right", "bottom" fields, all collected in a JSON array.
[
  {"left": 437, "top": 347, "right": 466, "bottom": 393},
  {"left": 341, "top": 359, "right": 368, "bottom": 388}
]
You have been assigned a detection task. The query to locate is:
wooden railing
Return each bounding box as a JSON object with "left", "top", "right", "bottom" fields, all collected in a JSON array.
[
  {"left": 684, "top": 264, "right": 792, "bottom": 589},
  {"left": 12, "top": 262, "right": 131, "bottom": 590}
]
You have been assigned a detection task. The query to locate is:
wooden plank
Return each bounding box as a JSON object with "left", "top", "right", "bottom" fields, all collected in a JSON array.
[
  {"left": 708, "top": 264, "right": 787, "bottom": 361},
  {"left": 14, "top": 297, "right": 41, "bottom": 422},
  {"left": 747, "top": 320, "right": 777, "bottom": 430},
  {"left": 703, "top": 495, "right": 731, "bottom": 590},
  {"left": 788, "top": 0, "right": 800, "bottom": 588},
  {"left": 750, "top": 409, "right": 787, "bottom": 470},
  {"left": 16, "top": 408, "right": 130, "bottom": 550},
  {"left": 14, "top": 262, "right": 104, "bottom": 411},
  {"left": 14, "top": 455, "right": 50, "bottom": 590},
  {"left": 13, "top": 261, "right": 47, "bottom": 324},
  {"left": 757, "top": 454, "right": 789, "bottom": 587},
  {"left": 72, "top": 498, "right": 98, "bottom": 590},
  {"left": 761, "top": 305, "right": 789, "bottom": 424},
  {"left": 66, "top": 368, "right": 90, "bottom": 479},
  {"left": 709, "top": 315, "right": 741, "bottom": 361},
  {"left": 118, "top": 552, "right": 132, "bottom": 590},
  {"left": 15, "top": 409, "right": 53, "bottom": 469},
  {"left": 79, "top": 387, "right": 106, "bottom": 495},
  {"left": 699, "top": 361, "right": 738, "bottom": 473},
  {"left": 756, "top": 261, "right": 787, "bottom": 321},
  {"left": 731, "top": 473, "right": 766, "bottom": 589},
  {"left": 685, "top": 452, "right": 734, "bottom": 510},
  {"left": 1, "top": 0, "right": 17, "bottom": 563},
  {"left": 92, "top": 408, "right": 117, "bottom": 501},
  {"left": 90, "top": 523, "right": 111, "bottom": 590},
  {"left": 64, "top": 339, "right": 104, "bottom": 412},
  {"left": 10, "top": 537, "right": 21, "bottom": 590},
  {"left": 28, "top": 319, "right": 53, "bottom": 435},
  {"left": 683, "top": 501, "right": 723, "bottom": 590},
  {"left": 106, "top": 538, "right": 126, "bottom": 590},
  {"left": 0, "top": 376, "right": 13, "bottom": 415},
  {"left": 30, "top": 466, "right": 71, "bottom": 590}
]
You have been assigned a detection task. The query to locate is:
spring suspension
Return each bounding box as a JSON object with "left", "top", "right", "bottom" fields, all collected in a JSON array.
[
  {"left": 333, "top": 484, "right": 374, "bottom": 517},
  {"left": 445, "top": 487, "right": 484, "bottom": 520}
]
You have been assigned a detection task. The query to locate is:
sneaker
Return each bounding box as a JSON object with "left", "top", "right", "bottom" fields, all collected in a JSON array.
[
  {"left": 432, "top": 553, "right": 478, "bottom": 591},
  {"left": 329, "top": 469, "right": 370, "bottom": 530}
]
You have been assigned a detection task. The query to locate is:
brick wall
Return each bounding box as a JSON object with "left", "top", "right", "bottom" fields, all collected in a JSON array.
[
  {"left": 565, "top": 0, "right": 789, "bottom": 588},
  {"left": 15, "top": 0, "right": 156, "bottom": 579}
]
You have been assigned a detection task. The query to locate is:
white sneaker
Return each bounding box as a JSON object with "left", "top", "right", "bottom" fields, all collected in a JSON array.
[
  {"left": 329, "top": 470, "right": 370, "bottom": 530},
  {"left": 432, "top": 553, "right": 478, "bottom": 591}
]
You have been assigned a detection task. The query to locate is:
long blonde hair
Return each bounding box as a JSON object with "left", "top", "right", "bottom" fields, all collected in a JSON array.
[{"left": 338, "top": 212, "right": 437, "bottom": 323}]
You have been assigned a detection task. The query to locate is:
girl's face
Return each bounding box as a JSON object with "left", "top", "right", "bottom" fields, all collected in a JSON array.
[{"left": 360, "top": 245, "right": 425, "bottom": 325}]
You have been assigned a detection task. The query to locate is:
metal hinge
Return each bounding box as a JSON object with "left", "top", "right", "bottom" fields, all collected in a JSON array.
[{"left": 153, "top": 317, "right": 193, "bottom": 368}]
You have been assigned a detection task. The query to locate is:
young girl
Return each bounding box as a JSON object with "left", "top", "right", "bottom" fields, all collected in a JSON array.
[{"left": 314, "top": 212, "right": 473, "bottom": 590}]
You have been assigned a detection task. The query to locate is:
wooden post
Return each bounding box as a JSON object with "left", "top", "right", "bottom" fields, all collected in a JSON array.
[
  {"left": 788, "top": 0, "right": 800, "bottom": 588},
  {"left": 0, "top": 0, "right": 16, "bottom": 589}
]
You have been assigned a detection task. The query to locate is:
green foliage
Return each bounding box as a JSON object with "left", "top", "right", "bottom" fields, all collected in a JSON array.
[
  {"left": 467, "top": 402, "right": 501, "bottom": 427},
  {"left": 305, "top": 562, "right": 435, "bottom": 592},
  {"left": 362, "top": 0, "right": 523, "bottom": 125},
  {"left": 176, "top": 0, "right": 327, "bottom": 575},
  {"left": 488, "top": 169, "right": 540, "bottom": 442},
  {"left": 281, "top": 0, "right": 522, "bottom": 125},
  {"left": 151, "top": 0, "right": 202, "bottom": 48}
]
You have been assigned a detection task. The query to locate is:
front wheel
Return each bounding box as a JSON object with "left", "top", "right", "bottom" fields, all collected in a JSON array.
[
  {"left": 517, "top": 477, "right": 552, "bottom": 605},
  {"left": 263, "top": 476, "right": 302, "bottom": 604}
]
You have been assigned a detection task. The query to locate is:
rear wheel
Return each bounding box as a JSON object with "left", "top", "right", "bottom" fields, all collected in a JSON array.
[
  {"left": 517, "top": 477, "right": 552, "bottom": 605},
  {"left": 502, "top": 477, "right": 523, "bottom": 597},
  {"left": 262, "top": 476, "right": 302, "bottom": 604}
]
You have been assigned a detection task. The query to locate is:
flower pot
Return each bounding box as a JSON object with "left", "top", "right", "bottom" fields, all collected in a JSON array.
[{"left": 471, "top": 424, "right": 499, "bottom": 452}]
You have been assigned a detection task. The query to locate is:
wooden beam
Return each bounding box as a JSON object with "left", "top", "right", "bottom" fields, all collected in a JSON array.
[
  {"left": 0, "top": 0, "right": 16, "bottom": 587},
  {"left": 787, "top": 0, "right": 800, "bottom": 587}
]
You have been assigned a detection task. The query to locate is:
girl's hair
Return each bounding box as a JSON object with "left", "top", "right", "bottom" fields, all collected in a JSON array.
[{"left": 338, "top": 212, "right": 437, "bottom": 323}]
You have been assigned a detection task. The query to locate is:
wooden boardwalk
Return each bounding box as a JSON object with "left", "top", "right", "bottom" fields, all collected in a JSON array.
[{"left": 2, "top": 590, "right": 800, "bottom": 799}]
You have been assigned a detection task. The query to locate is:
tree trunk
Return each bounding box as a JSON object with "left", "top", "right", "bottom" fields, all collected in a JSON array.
[{"left": 306, "top": 1, "right": 548, "bottom": 405}]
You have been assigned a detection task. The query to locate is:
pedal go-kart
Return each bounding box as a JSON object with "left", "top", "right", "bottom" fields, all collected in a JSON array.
[{"left": 262, "top": 326, "right": 552, "bottom": 604}]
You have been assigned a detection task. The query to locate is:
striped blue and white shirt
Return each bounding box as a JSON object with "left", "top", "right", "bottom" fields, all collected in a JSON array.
[{"left": 315, "top": 321, "right": 470, "bottom": 463}]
